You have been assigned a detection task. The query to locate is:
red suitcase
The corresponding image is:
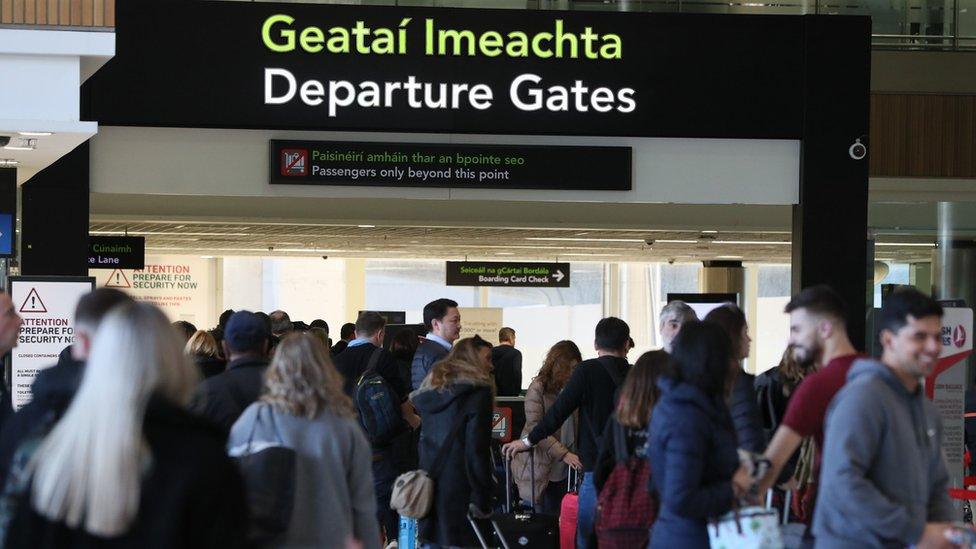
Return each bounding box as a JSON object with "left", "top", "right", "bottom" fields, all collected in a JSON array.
[{"left": 559, "top": 468, "right": 580, "bottom": 549}]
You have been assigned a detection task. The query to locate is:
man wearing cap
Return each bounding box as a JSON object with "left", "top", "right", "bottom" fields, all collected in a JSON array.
[{"left": 192, "top": 310, "right": 270, "bottom": 433}]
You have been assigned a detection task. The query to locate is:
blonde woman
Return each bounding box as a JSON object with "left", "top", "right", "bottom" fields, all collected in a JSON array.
[
  {"left": 2, "top": 302, "right": 247, "bottom": 548},
  {"left": 228, "top": 333, "right": 380, "bottom": 549},
  {"left": 411, "top": 336, "right": 495, "bottom": 549},
  {"left": 185, "top": 329, "right": 226, "bottom": 378},
  {"left": 513, "top": 340, "right": 582, "bottom": 514}
]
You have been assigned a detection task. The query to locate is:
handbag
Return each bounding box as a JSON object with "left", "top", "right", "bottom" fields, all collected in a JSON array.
[
  {"left": 708, "top": 503, "right": 784, "bottom": 549},
  {"left": 228, "top": 403, "right": 296, "bottom": 545},
  {"left": 390, "top": 398, "right": 471, "bottom": 519}
]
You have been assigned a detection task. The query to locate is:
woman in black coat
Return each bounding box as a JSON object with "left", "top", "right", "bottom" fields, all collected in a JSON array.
[
  {"left": 704, "top": 303, "right": 765, "bottom": 454},
  {"left": 1, "top": 302, "right": 246, "bottom": 549},
  {"left": 647, "top": 321, "right": 751, "bottom": 549},
  {"left": 410, "top": 336, "right": 495, "bottom": 549}
]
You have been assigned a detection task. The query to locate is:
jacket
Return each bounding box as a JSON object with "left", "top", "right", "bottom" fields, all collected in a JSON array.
[
  {"left": 410, "top": 379, "right": 494, "bottom": 548},
  {"left": 191, "top": 356, "right": 268, "bottom": 433},
  {"left": 0, "top": 350, "right": 84, "bottom": 490},
  {"left": 3, "top": 398, "right": 248, "bottom": 549},
  {"left": 513, "top": 379, "right": 576, "bottom": 503},
  {"left": 648, "top": 378, "right": 739, "bottom": 549},
  {"left": 730, "top": 370, "right": 765, "bottom": 453},
  {"left": 332, "top": 342, "right": 408, "bottom": 404},
  {"left": 814, "top": 359, "right": 954, "bottom": 548},
  {"left": 491, "top": 345, "right": 523, "bottom": 396},
  {"left": 594, "top": 416, "right": 648, "bottom": 491},
  {"left": 527, "top": 356, "right": 629, "bottom": 471},
  {"left": 410, "top": 339, "right": 450, "bottom": 391},
  {"left": 194, "top": 355, "right": 225, "bottom": 379},
  {"left": 228, "top": 402, "right": 380, "bottom": 549}
]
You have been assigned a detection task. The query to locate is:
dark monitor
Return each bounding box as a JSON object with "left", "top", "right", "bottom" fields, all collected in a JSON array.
[{"left": 666, "top": 292, "right": 739, "bottom": 319}]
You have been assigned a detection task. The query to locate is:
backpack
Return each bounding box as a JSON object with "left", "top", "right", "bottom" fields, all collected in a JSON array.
[
  {"left": 595, "top": 420, "right": 657, "bottom": 549},
  {"left": 355, "top": 347, "right": 404, "bottom": 446},
  {"left": 228, "top": 404, "right": 296, "bottom": 546}
]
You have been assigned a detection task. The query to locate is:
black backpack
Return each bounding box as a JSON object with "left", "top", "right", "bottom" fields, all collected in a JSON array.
[{"left": 355, "top": 348, "right": 405, "bottom": 446}]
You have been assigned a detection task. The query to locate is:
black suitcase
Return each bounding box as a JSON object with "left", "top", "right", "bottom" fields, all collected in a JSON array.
[{"left": 469, "top": 452, "right": 559, "bottom": 549}]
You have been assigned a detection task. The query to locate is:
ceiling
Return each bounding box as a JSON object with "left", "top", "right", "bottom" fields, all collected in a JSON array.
[{"left": 88, "top": 220, "right": 936, "bottom": 263}]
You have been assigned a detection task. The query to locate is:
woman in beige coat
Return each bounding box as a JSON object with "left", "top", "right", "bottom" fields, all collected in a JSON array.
[{"left": 513, "top": 340, "right": 584, "bottom": 514}]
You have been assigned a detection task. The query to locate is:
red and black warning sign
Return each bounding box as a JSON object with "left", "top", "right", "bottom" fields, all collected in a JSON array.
[{"left": 491, "top": 407, "right": 513, "bottom": 443}]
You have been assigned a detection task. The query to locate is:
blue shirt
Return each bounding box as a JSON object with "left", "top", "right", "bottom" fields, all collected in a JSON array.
[
  {"left": 347, "top": 338, "right": 370, "bottom": 348},
  {"left": 425, "top": 333, "right": 453, "bottom": 352}
]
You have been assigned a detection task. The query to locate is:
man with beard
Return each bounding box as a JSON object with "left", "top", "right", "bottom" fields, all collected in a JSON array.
[{"left": 758, "top": 285, "right": 860, "bottom": 537}]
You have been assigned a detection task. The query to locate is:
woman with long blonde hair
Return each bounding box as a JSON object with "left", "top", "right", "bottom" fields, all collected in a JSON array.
[
  {"left": 411, "top": 336, "right": 495, "bottom": 548},
  {"left": 228, "top": 332, "right": 380, "bottom": 549},
  {"left": 513, "top": 340, "right": 583, "bottom": 514},
  {"left": 3, "top": 302, "right": 247, "bottom": 548}
]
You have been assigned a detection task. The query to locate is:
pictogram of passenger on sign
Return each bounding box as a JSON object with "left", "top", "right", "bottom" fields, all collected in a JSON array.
[
  {"left": 19, "top": 288, "right": 47, "bottom": 313},
  {"left": 105, "top": 269, "right": 132, "bottom": 288}
]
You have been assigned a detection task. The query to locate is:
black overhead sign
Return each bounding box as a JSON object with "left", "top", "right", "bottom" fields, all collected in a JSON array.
[
  {"left": 85, "top": 2, "right": 810, "bottom": 139},
  {"left": 446, "top": 261, "right": 570, "bottom": 288},
  {"left": 270, "top": 140, "right": 631, "bottom": 190},
  {"left": 88, "top": 236, "right": 145, "bottom": 270}
]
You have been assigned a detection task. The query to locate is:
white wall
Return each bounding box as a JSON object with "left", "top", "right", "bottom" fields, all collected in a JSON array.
[{"left": 90, "top": 126, "right": 800, "bottom": 206}]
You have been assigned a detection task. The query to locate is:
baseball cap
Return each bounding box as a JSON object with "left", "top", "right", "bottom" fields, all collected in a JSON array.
[{"left": 224, "top": 310, "right": 269, "bottom": 353}]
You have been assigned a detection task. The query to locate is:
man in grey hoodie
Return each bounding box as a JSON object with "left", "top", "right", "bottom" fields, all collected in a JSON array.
[{"left": 815, "top": 288, "right": 956, "bottom": 548}]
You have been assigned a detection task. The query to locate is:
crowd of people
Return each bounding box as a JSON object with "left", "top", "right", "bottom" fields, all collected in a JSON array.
[{"left": 0, "top": 283, "right": 963, "bottom": 548}]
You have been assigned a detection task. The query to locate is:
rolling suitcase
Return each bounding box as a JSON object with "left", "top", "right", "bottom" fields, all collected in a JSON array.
[
  {"left": 471, "top": 452, "right": 559, "bottom": 549},
  {"left": 559, "top": 468, "right": 580, "bottom": 549}
]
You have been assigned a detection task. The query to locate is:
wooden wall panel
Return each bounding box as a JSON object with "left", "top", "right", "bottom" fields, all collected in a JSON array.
[
  {"left": 0, "top": 0, "right": 110, "bottom": 26},
  {"left": 870, "top": 94, "right": 976, "bottom": 177}
]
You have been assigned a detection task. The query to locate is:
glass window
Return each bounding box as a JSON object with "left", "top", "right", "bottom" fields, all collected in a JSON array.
[
  {"left": 365, "top": 260, "right": 479, "bottom": 323},
  {"left": 487, "top": 263, "right": 604, "bottom": 389}
]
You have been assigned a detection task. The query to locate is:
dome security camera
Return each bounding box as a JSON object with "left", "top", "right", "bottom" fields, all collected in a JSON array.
[
  {"left": 644, "top": 239, "right": 655, "bottom": 246},
  {"left": 849, "top": 138, "right": 867, "bottom": 161}
]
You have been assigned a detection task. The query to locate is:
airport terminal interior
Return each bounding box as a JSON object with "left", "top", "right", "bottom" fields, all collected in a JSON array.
[{"left": 2, "top": 0, "right": 976, "bottom": 547}]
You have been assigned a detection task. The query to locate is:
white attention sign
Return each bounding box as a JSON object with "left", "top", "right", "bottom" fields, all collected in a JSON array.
[
  {"left": 926, "top": 306, "right": 973, "bottom": 492},
  {"left": 10, "top": 277, "right": 94, "bottom": 410}
]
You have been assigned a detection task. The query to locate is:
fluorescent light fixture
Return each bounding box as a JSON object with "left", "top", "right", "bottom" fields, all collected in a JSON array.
[
  {"left": 655, "top": 239, "right": 698, "bottom": 244},
  {"left": 90, "top": 230, "right": 250, "bottom": 237},
  {"left": 18, "top": 131, "right": 52, "bottom": 136},
  {"left": 714, "top": 240, "right": 791, "bottom": 245},
  {"left": 495, "top": 252, "right": 515, "bottom": 255},
  {"left": 0, "top": 159, "right": 17, "bottom": 167},
  {"left": 4, "top": 138, "right": 35, "bottom": 151},
  {"left": 561, "top": 252, "right": 621, "bottom": 256},
  {"left": 875, "top": 242, "right": 936, "bottom": 247},
  {"left": 701, "top": 230, "right": 719, "bottom": 234},
  {"left": 525, "top": 237, "right": 645, "bottom": 243},
  {"left": 357, "top": 224, "right": 376, "bottom": 228},
  {"left": 716, "top": 255, "right": 743, "bottom": 259}
]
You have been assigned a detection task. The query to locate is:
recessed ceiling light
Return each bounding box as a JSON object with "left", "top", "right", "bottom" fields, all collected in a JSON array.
[
  {"left": 0, "top": 159, "right": 18, "bottom": 167},
  {"left": 18, "top": 131, "right": 52, "bottom": 136}
]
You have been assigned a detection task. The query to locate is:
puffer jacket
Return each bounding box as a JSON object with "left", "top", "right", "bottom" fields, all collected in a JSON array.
[
  {"left": 513, "top": 379, "right": 576, "bottom": 503},
  {"left": 411, "top": 378, "right": 494, "bottom": 548},
  {"left": 648, "top": 378, "right": 739, "bottom": 549}
]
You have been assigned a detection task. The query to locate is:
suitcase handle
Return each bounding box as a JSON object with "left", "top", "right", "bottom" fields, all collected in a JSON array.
[
  {"left": 468, "top": 513, "right": 512, "bottom": 549},
  {"left": 567, "top": 465, "right": 581, "bottom": 494},
  {"left": 506, "top": 451, "right": 539, "bottom": 514}
]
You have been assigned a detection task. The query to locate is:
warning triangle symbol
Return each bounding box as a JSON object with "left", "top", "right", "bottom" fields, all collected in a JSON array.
[
  {"left": 19, "top": 288, "right": 47, "bottom": 313},
  {"left": 105, "top": 269, "right": 132, "bottom": 289}
]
